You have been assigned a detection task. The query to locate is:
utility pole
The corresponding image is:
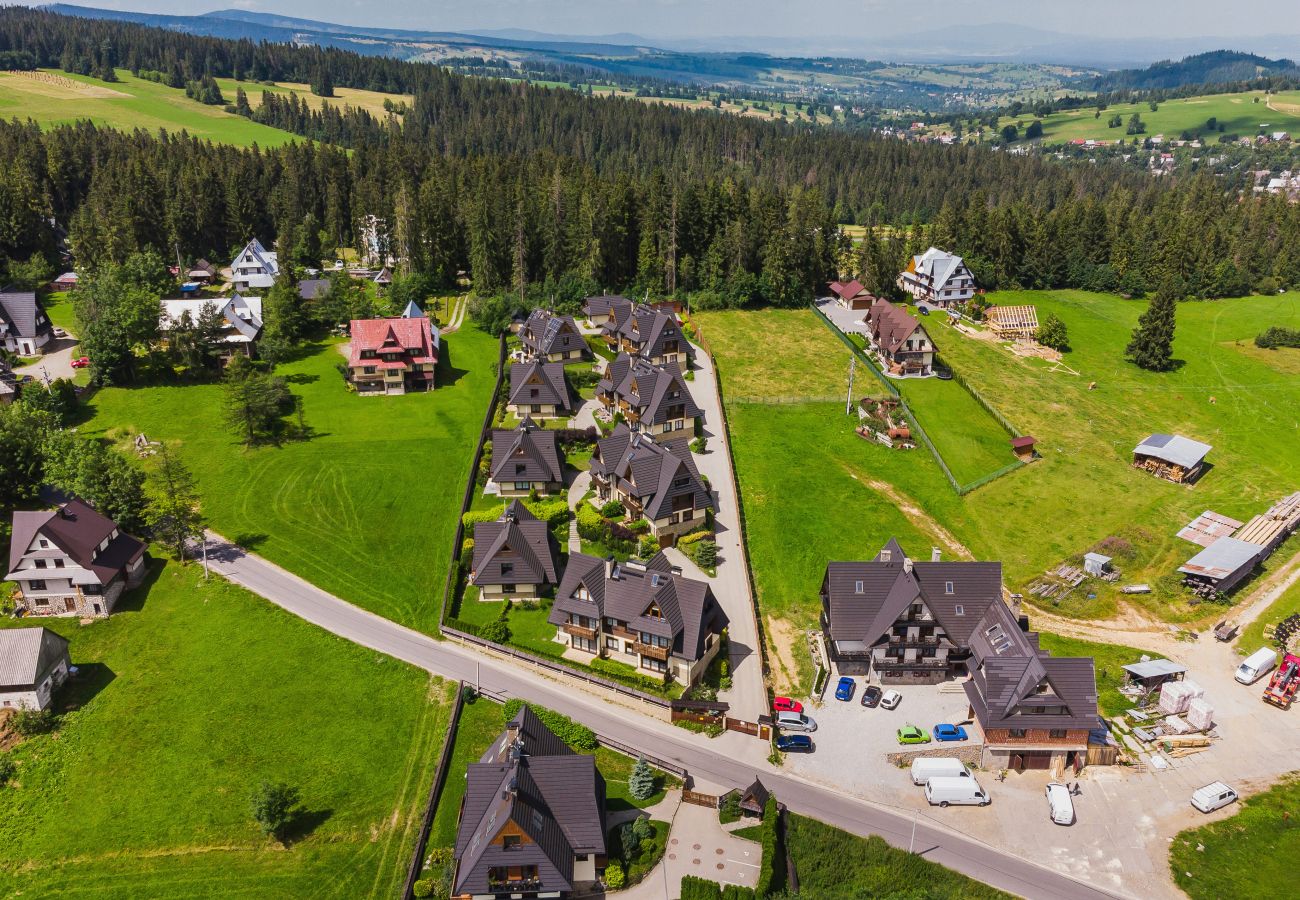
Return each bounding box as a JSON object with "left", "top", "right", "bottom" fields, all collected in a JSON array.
[
  {"left": 846, "top": 354, "right": 856, "bottom": 416},
  {"left": 202, "top": 535, "right": 209, "bottom": 581},
  {"left": 909, "top": 806, "right": 919, "bottom": 853}
]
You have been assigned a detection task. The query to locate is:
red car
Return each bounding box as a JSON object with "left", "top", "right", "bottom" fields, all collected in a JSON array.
[
  {"left": 773, "top": 697, "right": 804, "bottom": 714},
  {"left": 71, "top": 356, "right": 90, "bottom": 369}
]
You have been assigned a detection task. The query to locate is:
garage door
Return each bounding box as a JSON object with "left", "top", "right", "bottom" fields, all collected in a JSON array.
[{"left": 1011, "top": 752, "right": 1052, "bottom": 771}]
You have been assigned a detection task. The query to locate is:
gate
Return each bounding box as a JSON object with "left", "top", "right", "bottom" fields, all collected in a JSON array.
[{"left": 683, "top": 790, "right": 719, "bottom": 809}]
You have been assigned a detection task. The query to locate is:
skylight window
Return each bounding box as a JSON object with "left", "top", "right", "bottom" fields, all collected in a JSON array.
[
  {"left": 954, "top": 604, "right": 965, "bottom": 616},
  {"left": 944, "top": 581, "right": 954, "bottom": 595}
]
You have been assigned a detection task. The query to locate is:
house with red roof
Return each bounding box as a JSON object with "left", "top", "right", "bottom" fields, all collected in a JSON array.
[
  {"left": 828, "top": 279, "right": 875, "bottom": 310},
  {"left": 347, "top": 315, "right": 438, "bottom": 395}
]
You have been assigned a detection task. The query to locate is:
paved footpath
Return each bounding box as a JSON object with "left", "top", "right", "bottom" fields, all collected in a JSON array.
[
  {"left": 684, "top": 343, "right": 768, "bottom": 723},
  {"left": 201, "top": 532, "right": 1127, "bottom": 900}
]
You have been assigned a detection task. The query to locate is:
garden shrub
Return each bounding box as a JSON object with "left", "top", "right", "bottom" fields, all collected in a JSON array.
[
  {"left": 637, "top": 534, "right": 660, "bottom": 559},
  {"left": 680, "top": 875, "right": 723, "bottom": 900},
  {"left": 0, "top": 755, "right": 16, "bottom": 786},
  {"left": 588, "top": 657, "right": 668, "bottom": 692},
  {"left": 755, "top": 795, "right": 785, "bottom": 897},
  {"left": 576, "top": 504, "right": 608, "bottom": 541},
  {"left": 604, "top": 861, "right": 625, "bottom": 889},
  {"left": 678, "top": 529, "right": 711, "bottom": 545},
  {"left": 10, "top": 709, "right": 56, "bottom": 737},
  {"left": 600, "top": 500, "right": 626, "bottom": 519},
  {"left": 501, "top": 700, "right": 598, "bottom": 751},
  {"left": 479, "top": 605, "right": 511, "bottom": 644},
  {"left": 629, "top": 757, "right": 657, "bottom": 800},
  {"left": 721, "top": 885, "right": 755, "bottom": 900},
  {"left": 720, "top": 790, "right": 742, "bottom": 824},
  {"left": 412, "top": 878, "right": 434, "bottom": 898}
]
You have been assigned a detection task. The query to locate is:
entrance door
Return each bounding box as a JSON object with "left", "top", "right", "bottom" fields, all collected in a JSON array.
[
  {"left": 1025, "top": 752, "right": 1052, "bottom": 770},
  {"left": 64, "top": 597, "right": 76, "bottom": 612}
]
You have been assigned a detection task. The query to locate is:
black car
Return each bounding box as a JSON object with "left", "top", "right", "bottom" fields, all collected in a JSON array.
[
  {"left": 861, "top": 685, "right": 883, "bottom": 708},
  {"left": 775, "top": 734, "right": 814, "bottom": 753}
]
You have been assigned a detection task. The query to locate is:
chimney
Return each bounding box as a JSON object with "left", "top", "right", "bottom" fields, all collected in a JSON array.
[
  {"left": 903, "top": 556, "right": 913, "bottom": 575},
  {"left": 931, "top": 547, "right": 941, "bottom": 562},
  {"left": 606, "top": 557, "right": 617, "bottom": 581}
]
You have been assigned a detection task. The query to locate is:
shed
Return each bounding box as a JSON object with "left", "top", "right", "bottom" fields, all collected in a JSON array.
[
  {"left": 1133, "top": 434, "right": 1212, "bottom": 483},
  {"left": 1083, "top": 553, "right": 1111, "bottom": 577},
  {"left": 1179, "top": 537, "right": 1262, "bottom": 594},
  {"left": 1121, "top": 658, "right": 1186, "bottom": 689},
  {"left": 986, "top": 305, "right": 1040, "bottom": 339},
  {"left": 736, "top": 778, "right": 771, "bottom": 817},
  {"left": 1010, "top": 435, "right": 1037, "bottom": 461}
]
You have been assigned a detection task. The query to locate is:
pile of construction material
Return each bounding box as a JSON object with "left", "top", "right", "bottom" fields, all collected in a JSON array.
[{"left": 1159, "top": 679, "right": 1206, "bottom": 716}]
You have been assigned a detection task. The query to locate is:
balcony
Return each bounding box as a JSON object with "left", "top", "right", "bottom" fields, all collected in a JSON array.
[
  {"left": 879, "top": 658, "right": 948, "bottom": 670},
  {"left": 563, "top": 621, "right": 597, "bottom": 640},
  {"left": 610, "top": 624, "right": 637, "bottom": 641},
  {"left": 634, "top": 641, "right": 671, "bottom": 661},
  {"left": 888, "top": 634, "right": 939, "bottom": 646}
]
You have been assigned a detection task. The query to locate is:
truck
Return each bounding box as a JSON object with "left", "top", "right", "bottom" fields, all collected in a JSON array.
[{"left": 1262, "top": 653, "right": 1300, "bottom": 709}]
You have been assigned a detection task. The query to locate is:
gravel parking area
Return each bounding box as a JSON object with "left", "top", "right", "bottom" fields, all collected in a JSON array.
[{"left": 784, "top": 676, "right": 978, "bottom": 806}]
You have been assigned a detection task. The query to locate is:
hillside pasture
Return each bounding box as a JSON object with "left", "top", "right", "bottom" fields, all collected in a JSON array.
[
  {"left": 213, "top": 77, "right": 413, "bottom": 117},
  {"left": 0, "top": 69, "right": 304, "bottom": 147}
]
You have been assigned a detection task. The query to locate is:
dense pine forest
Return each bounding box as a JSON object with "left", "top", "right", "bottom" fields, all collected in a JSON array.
[{"left": 2, "top": 7, "right": 1300, "bottom": 308}]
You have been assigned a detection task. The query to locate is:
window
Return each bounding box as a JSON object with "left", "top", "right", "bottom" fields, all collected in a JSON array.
[
  {"left": 606, "top": 636, "right": 621, "bottom": 651},
  {"left": 576, "top": 854, "right": 588, "bottom": 861},
  {"left": 854, "top": 580, "right": 864, "bottom": 594},
  {"left": 514, "top": 482, "right": 531, "bottom": 491},
  {"left": 34, "top": 596, "right": 49, "bottom": 605},
  {"left": 502, "top": 835, "right": 521, "bottom": 850},
  {"left": 1009, "top": 728, "right": 1027, "bottom": 739},
  {"left": 53, "top": 559, "right": 64, "bottom": 568},
  {"left": 500, "top": 562, "right": 514, "bottom": 577},
  {"left": 1049, "top": 729, "right": 1067, "bottom": 739},
  {"left": 502, "top": 584, "right": 516, "bottom": 593},
  {"left": 38, "top": 539, "right": 48, "bottom": 548},
  {"left": 83, "top": 584, "right": 102, "bottom": 596},
  {"left": 880, "top": 550, "right": 891, "bottom": 562},
  {"left": 363, "top": 366, "right": 376, "bottom": 375},
  {"left": 944, "top": 581, "right": 954, "bottom": 595},
  {"left": 641, "top": 656, "right": 667, "bottom": 673},
  {"left": 954, "top": 604, "right": 965, "bottom": 616},
  {"left": 34, "top": 559, "right": 47, "bottom": 569}
]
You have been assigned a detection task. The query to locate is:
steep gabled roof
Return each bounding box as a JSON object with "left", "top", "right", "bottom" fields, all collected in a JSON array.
[
  {"left": 583, "top": 295, "right": 632, "bottom": 319},
  {"left": 509, "top": 361, "right": 570, "bottom": 412},
  {"left": 490, "top": 423, "right": 564, "bottom": 485},
  {"left": 911, "top": 247, "right": 968, "bottom": 288},
  {"left": 0, "top": 627, "right": 69, "bottom": 688},
  {"left": 520, "top": 309, "right": 586, "bottom": 358},
  {"left": 0, "top": 291, "right": 53, "bottom": 341},
  {"left": 599, "top": 354, "right": 701, "bottom": 427},
  {"left": 614, "top": 304, "right": 685, "bottom": 361},
  {"left": 864, "top": 298, "right": 926, "bottom": 355},
  {"left": 591, "top": 425, "right": 710, "bottom": 521},
  {"left": 472, "top": 501, "right": 559, "bottom": 586},
  {"left": 348, "top": 316, "right": 438, "bottom": 367},
  {"left": 7, "top": 498, "right": 145, "bottom": 584}
]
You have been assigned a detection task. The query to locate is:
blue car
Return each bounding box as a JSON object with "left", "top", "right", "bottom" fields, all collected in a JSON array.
[
  {"left": 776, "top": 734, "right": 814, "bottom": 753},
  {"left": 834, "top": 676, "right": 856, "bottom": 702},
  {"left": 933, "top": 723, "right": 969, "bottom": 742}
]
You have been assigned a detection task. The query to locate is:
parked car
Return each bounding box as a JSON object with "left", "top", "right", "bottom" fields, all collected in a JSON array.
[
  {"left": 1236, "top": 648, "right": 1278, "bottom": 684},
  {"left": 861, "top": 685, "right": 883, "bottom": 708},
  {"left": 917, "top": 304, "right": 930, "bottom": 316},
  {"left": 1045, "top": 782, "right": 1075, "bottom": 825},
  {"left": 834, "top": 676, "right": 855, "bottom": 702},
  {"left": 71, "top": 356, "right": 90, "bottom": 368},
  {"left": 775, "top": 711, "right": 817, "bottom": 733},
  {"left": 925, "top": 777, "right": 989, "bottom": 808},
  {"left": 933, "top": 724, "right": 968, "bottom": 742},
  {"left": 880, "top": 689, "right": 902, "bottom": 710},
  {"left": 896, "top": 725, "right": 930, "bottom": 745},
  {"left": 775, "top": 734, "right": 814, "bottom": 753},
  {"left": 773, "top": 697, "right": 804, "bottom": 714},
  {"left": 1191, "top": 782, "right": 1238, "bottom": 814},
  {"left": 52, "top": 327, "right": 67, "bottom": 338}
]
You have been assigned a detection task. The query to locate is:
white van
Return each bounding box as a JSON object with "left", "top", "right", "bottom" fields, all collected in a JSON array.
[
  {"left": 1236, "top": 648, "right": 1278, "bottom": 684},
  {"left": 910, "top": 758, "right": 973, "bottom": 786},
  {"left": 1045, "top": 782, "right": 1075, "bottom": 825},
  {"left": 775, "top": 711, "right": 817, "bottom": 732},
  {"left": 1191, "top": 782, "right": 1238, "bottom": 813},
  {"left": 924, "top": 776, "right": 989, "bottom": 807}
]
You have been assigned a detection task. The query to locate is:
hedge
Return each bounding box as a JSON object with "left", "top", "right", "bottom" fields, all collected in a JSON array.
[
  {"left": 755, "top": 795, "right": 785, "bottom": 897},
  {"left": 502, "top": 700, "right": 598, "bottom": 752},
  {"left": 589, "top": 657, "right": 669, "bottom": 692},
  {"left": 681, "top": 876, "right": 755, "bottom": 900},
  {"left": 462, "top": 498, "right": 571, "bottom": 530}
]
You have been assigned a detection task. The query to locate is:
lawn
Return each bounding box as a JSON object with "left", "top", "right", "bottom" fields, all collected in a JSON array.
[
  {"left": 1169, "top": 773, "right": 1300, "bottom": 899},
  {"left": 694, "top": 308, "right": 852, "bottom": 402},
  {"left": 79, "top": 328, "right": 501, "bottom": 632},
  {"left": 1236, "top": 580, "right": 1300, "bottom": 653},
  {"left": 428, "top": 697, "right": 674, "bottom": 851},
  {"left": 700, "top": 293, "right": 1300, "bottom": 664},
  {"left": 0, "top": 556, "right": 450, "bottom": 897},
  {"left": 980, "top": 90, "right": 1300, "bottom": 146},
  {"left": 783, "top": 813, "right": 1011, "bottom": 899},
  {"left": 899, "top": 374, "right": 1014, "bottom": 486}
]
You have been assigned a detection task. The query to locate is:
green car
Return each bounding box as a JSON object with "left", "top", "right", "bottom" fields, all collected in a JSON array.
[{"left": 896, "top": 725, "right": 931, "bottom": 745}]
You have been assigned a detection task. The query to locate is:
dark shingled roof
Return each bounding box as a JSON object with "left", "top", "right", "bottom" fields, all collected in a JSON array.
[
  {"left": 509, "top": 361, "right": 571, "bottom": 412},
  {"left": 472, "top": 501, "right": 559, "bottom": 587},
  {"left": 864, "top": 298, "right": 926, "bottom": 355},
  {"left": 0, "top": 291, "right": 53, "bottom": 341},
  {"left": 454, "top": 705, "right": 605, "bottom": 897},
  {"left": 8, "top": 498, "right": 145, "bottom": 585},
  {"left": 583, "top": 295, "right": 632, "bottom": 320},
  {"left": 598, "top": 354, "right": 702, "bottom": 428},
  {"left": 591, "top": 425, "right": 711, "bottom": 521},
  {"left": 490, "top": 422, "right": 565, "bottom": 486},
  {"left": 520, "top": 309, "right": 587, "bottom": 359},
  {"left": 297, "top": 278, "right": 332, "bottom": 301},
  {"left": 606, "top": 303, "right": 686, "bottom": 363},
  {"left": 550, "top": 552, "right": 728, "bottom": 663},
  {"left": 824, "top": 539, "right": 1099, "bottom": 734}
]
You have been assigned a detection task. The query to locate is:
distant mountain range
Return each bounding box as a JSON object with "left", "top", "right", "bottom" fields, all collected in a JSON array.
[
  {"left": 1094, "top": 50, "right": 1300, "bottom": 92},
  {"left": 42, "top": 5, "right": 1300, "bottom": 69}
]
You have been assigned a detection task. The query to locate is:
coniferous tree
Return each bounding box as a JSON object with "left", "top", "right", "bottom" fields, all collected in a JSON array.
[
  {"left": 146, "top": 444, "right": 205, "bottom": 561},
  {"left": 1126, "top": 277, "right": 1180, "bottom": 371}
]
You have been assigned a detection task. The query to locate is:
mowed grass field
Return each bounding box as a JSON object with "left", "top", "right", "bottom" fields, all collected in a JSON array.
[
  {"left": 212, "top": 77, "right": 413, "bottom": 118},
  {"left": 0, "top": 69, "right": 304, "bottom": 147},
  {"left": 700, "top": 292, "right": 1300, "bottom": 681},
  {"left": 0, "top": 557, "right": 451, "bottom": 897},
  {"left": 1169, "top": 773, "right": 1300, "bottom": 899},
  {"left": 987, "top": 90, "right": 1300, "bottom": 145},
  {"left": 79, "top": 328, "right": 501, "bottom": 632}
]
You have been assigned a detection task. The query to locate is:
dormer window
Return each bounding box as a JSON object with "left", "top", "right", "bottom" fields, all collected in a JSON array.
[
  {"left": 854, "top": 580, "right": 863, "bottom": 594},
  {"left": 945, "top": 581, "right": 954, "bottom": 595},
  {"left": 38, "top": 539, "right": 48, "bottom": 548},
  {"left": 954, "top": 604, "right": 965, "bottom": 616}
]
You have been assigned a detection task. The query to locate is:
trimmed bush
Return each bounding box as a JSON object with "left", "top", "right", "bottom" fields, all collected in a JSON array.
[
  {"left": 501, "top": 700, "right": 598, "bottom": 752},
  {"left": 755, "top": 795, "right": 785, "bottom": 897},
  {"left": 412, "top": 877, "right": 434, "bottom": 898},
  {"left": 637, "top": 534, "right": 660, "bottom": 559},
  {"left": 600, "top": 499, "right": 627, "bottom": 519},
  {"left": 678, "top": 529, "right": 712, "bottom": 545},
  {"left": 0, "top": 755, "right": 16, "bottom": 787},
  {"left": 604, "top": 861, "right": 625, "bottom": 889},
  {"left": 576, "top": 504, "right": 608, "bottom": 541},
  {"left": 681, "top": 875, "right": 723, "bottom": 900}
]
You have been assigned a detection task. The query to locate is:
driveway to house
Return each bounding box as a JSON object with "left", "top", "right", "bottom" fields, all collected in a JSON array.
[
  {"left": 684, "top": 343, "right": 768, "bottom": 724},
  {"left": 567, "top": 470, "right": 591, "bottom": 553},
  {"left": 16, "top": 335, "right": 81, "bottom": 382},
  {"left": 620, "top": 790, "right": 762, "bottom": 899},
  {"left": 816, "top": 296, "right": 871, "bottom": 338},
  {"left": 198, "top": 531, "right": 1125, "bottom": 900}
]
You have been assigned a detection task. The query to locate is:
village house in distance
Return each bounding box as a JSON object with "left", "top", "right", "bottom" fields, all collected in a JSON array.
[
  {"left": 0, "top": 290, "right": 55, "bottom": 357},
  {"left": 506, "top": 360, "right": 572, "bottom": 420},
  {"left": 549, "top": 552, "right": 728, "bottom": 684},
  {"left": 897, "top": 247, "right": 977, "bottom": 307},
  {"left": 863, "top": 297, "right": 936, "bottom": 377},
  {"left": 0, "top": 627, "right": 71, "bottom": 711},
  {"left": 596, "top": 353, "right": 702, "bottom": 437},
  {"left": 229, "top": 238, "right": 280, "bottom": 292},
  {"left": 489, "top": 420, "right": 566, "bottom": 497},
  {"left": 159, "top": 293, "right": 264, "bottom": 361},
  {"left": 821, "top": 539, "right": 1101, "bottom": 774},
  {"left": 470, "top": 500, "right": 560, "bottom": 603},
  {"left": 519, "top": 309, "right": 589, "bottom": 363},
  {"left": 6, "top": 499, "right": 147, "bottom": 618},
  {"left": 346, "top": 308, "right": 439, "bottom": 395},
  {"left": 453, "top": 705, "right": 607, "bottom": 898}
]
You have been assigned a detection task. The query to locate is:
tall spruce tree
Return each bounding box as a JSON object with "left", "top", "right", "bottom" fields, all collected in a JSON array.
[{"left": 1126, "top": 277, "right": 1179, "bottom": 371}]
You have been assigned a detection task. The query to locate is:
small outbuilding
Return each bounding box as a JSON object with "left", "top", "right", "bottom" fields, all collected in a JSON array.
[
  {"left": 1121, "top": 658, "right": 1187, "bottom": 691},
  {"left": 1083, "top": 552, "right": 1112, "bottom": 577},
  {"left": 1010, "top": 435, "right": 1037, "bottom": 461},
  {"left": 1179, "top": 536, "right": 1263, "bottom": 596},
  {"left": 0, "top": 627, "right": 71, "bottom": 711},
  {"left": 736, "top": 778, "right": 771, "bottom": 817},
  {"left": 1133, "top": 433, "right": 1212, "bottom": 484}
]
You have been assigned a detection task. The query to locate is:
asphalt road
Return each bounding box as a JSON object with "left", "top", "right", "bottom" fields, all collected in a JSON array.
[{"left": 202, "top": 533, "right": 1127, "bottom": 900}]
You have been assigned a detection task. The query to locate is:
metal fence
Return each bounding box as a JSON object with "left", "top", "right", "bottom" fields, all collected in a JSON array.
[{"left": 401, "top": 681, "right": 466, "bottom": 900}]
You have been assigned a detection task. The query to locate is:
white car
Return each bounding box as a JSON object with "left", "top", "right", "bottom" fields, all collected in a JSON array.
[
  {"left": 1191, "top": 782, "right": 1238, "bottom": 813},
  {"left": 1045, "top": 782, "right": 1074, "bottom": 825},
  {"left": 880, "top": 689, "right": 902, "bottom": 710}
]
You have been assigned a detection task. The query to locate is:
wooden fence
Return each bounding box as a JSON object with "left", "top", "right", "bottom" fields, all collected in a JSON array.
[
  {"left": 724, "top": 717, "right": 772, "bottom": 740},
  {"left": 401, "top": 682, "right": 466, "bottom": 900},
  {"left": 683, "top": 789, "right": 720, "bottom": 809}
]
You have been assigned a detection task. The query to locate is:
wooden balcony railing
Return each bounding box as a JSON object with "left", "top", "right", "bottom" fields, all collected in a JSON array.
[
  {"left": 563, "top": 622, "right": 597, "bottom": 640},
  {"left": 610, "top": 624, "right": 637, "bottom": 641},
  {"left": 634, "top": 641, "right": 671, "bottom": 661}
]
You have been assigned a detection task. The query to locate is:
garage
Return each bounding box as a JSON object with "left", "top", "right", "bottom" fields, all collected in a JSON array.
[{"left": 1010, "top": 751, "right": 1053, "bottom": 771}]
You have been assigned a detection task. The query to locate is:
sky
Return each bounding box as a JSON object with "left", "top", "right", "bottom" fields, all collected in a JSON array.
[{"left": 49, "top": 0, "right": 1298, "bottom": 41}]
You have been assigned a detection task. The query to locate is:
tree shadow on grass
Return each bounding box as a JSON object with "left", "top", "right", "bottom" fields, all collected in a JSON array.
[
  {"left": 283, "top": 373, "right": 320, "bottom": 385},
  {"left": 437, "top": 340, "right": 471, "bottom": 388},
  {"left": 112, "top": 556, "right": 167, "bottom": 614},
  {"left": 282, "top": 807, "right": 334, "bottom": 846},
  {"left": 230, "top": 532, "right": 270, "bottom": 552}
]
